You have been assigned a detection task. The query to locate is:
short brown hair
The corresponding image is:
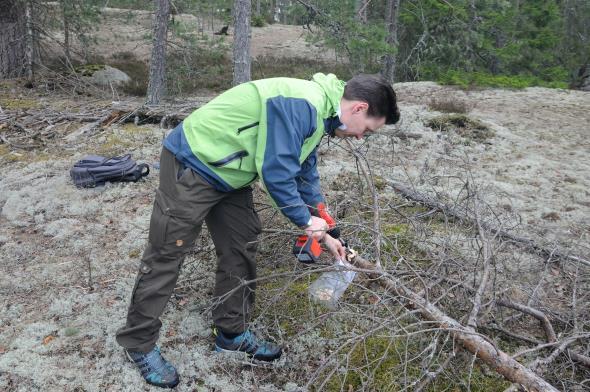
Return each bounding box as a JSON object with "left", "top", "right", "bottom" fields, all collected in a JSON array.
[{"left": 344, "top": 74, "right": 400, "bottom": 125}]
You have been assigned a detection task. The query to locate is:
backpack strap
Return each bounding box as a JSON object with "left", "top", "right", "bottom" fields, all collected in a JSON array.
[{"left": 120, "top": 163, "right": 150, "bottom": 183}]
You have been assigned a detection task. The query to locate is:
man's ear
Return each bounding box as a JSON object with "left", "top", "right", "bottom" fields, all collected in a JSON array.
[{"left": 353, "top": 102, "right": 369, "bottom": 114}]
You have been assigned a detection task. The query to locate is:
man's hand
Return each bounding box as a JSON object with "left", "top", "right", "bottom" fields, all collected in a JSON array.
[
  {"left": 311, "top": 202, "right": 340, "bottom": 239},
  {"left": 304, "top": 216, "right": 328, "bottom": 241},
  {"left": 322, "top": 233, "right": 346, "bottom": 259}
]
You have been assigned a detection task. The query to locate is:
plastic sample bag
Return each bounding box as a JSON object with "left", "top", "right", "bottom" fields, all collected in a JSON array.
[{"left": 308, "top": 258, "right": 357, "bottom": 308}]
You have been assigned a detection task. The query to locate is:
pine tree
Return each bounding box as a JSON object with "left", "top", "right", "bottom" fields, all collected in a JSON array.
[
  {"left": 232, "top": 0, "right": 252, "bottom": 85},
  {"left": 147, "top": 0, "right": 171, "bottom": 105}
]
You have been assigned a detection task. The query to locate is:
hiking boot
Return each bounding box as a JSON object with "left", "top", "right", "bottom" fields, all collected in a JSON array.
[
  {"left": 126, "top": 346, "right": 179, "bottom": 388},
  {"left": 214, "top": 329, "right": 282, "bottom": 361}
]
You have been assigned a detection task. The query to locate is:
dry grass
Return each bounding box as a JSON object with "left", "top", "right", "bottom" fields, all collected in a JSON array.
[{"left": 428, "top": 96, "right": 472, "bottom": 113}]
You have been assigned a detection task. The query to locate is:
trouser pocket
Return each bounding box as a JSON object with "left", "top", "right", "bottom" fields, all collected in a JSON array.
[
  {"left": 148, "top": 189, "right": 203, "bottom": 254},
  {"left": 147, "top": 192, "right": 170, "bottom": 248}
]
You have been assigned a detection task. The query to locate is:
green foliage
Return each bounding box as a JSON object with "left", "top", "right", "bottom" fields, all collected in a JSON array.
[
  {"left": 73, "top": 64, "right": 105, "bottom": 76},
  {"left": 394, "top": 0, "right": 581, "bottom": 87},
  {"left": 303, "top": 0, "right": 394, "bottom": 74},
  {"left": 105, "top": 0, "right": 152, "bottom": 11},
  {"left": 166, "top": 36, "right": 233, "bottom": 93},
  {"left": 42, "top": 0, "right": 587, "bottom": 93},
  {"left": 164, "top": 18, "right": 352, "bottom": 95},
  {"left": 251, "top": 14, "right": 266, "bottom": 27},
  {"left": 306, "top": 0, "right": 585, "bottom": 87},
  {"left": 59, "top": 0, "right": 103, "bottom": 53},
  {"left": 437, "top": 70, "right": 569, "bottom": 89}
]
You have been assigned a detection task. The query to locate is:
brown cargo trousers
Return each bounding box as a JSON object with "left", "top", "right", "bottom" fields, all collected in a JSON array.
[{"left": 116, "top": 147, "right": 261, "bottom": 353}]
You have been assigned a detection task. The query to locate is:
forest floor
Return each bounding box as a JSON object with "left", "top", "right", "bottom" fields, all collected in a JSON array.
[{"left": 1, "top": 7, "right": 589, "bottom": 392}]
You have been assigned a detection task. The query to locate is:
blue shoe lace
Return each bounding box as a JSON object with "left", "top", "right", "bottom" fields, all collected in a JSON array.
[
  {"left": 214, "top": 330, "right": 282, "bottom": 361},
  {"left": 126, "top": 346, "right": 179, "bottom": 388}
]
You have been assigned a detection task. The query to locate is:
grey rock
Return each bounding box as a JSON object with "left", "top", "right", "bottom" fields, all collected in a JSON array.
[{"left": 84, "top": 65, "right": 131, "bottom": 87}]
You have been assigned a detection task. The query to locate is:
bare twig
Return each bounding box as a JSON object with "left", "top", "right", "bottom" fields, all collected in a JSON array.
[
  {"left": 497, "top": 299, "right": 590, "bottom": 369},
  {"left": 496, "top": 299, "right": 557, "bottom": 343},
  {"left": 344, "top": 139, "right": 382, "bottom": 268}
]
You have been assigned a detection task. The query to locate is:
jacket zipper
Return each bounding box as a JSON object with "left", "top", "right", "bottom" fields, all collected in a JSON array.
[
  {"left": 208, "top": 150, "right": 249, "bottom": 167},
  {"left": 237, "top": 121, "right": 259, "bottom": 134}
]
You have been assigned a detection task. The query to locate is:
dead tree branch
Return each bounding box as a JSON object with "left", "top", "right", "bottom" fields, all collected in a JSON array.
[
  {"left": 467, "top": 195, "right": 495, "bottom": 329},
  {"left": 497, "top": 299, "right": 590, "bottom": 369},
  {"left": 497, "top": 299, "right": 557, "bottom": 343},
  {"left": 349, "top": 253, "right": 560, "bottom": 391}
]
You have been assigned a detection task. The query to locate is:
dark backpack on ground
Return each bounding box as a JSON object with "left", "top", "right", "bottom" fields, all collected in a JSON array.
[{"left": 70, "top": 154, "right": 150, "bottom": 188}]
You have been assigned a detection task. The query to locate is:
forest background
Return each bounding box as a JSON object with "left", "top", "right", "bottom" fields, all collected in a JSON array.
[
  {"left": 2, "top": 0, "right": 590, "bottom": 95},
  {"left": 1, "top": 1, "right": 589, "bottom": 391}
]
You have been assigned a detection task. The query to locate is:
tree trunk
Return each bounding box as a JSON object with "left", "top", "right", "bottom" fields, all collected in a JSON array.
[
  {"left": 465, "top": 0, "right": 478, "bottom": 71},
  {"left": 24, "top": 0, "right": 35, "bottom": 83},
  {"left": 355, "top": 0, "right": 368, "bottom": 23},
  {"left": 0, "top": 0, "right": 27, "bottom": 79},
  {"left": 232, "top": 0, "right": 251, "bottom": 86},
  {"left": 382, "top": 0, "right": 400, "bottom": 84},
  {"left": 61, "top": 1, "right": 71, "bottom": 65},
  {"left": 147, "top": 0, "right": 170, "bottom": 105}
]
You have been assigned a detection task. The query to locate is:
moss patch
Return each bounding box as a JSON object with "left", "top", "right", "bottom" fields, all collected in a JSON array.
[
  {"left": 0, "top": 144, "right": 25, "bottom": 163},
  {"left": 120, "top": 123, "right": 151, "bottom": 134},
  {"left": 373, "top": 175, "right": 387, "bottom": 191},
  {"left": 426, "top": 114, "right": 494, "bottom": 143},
  {"left": 63, "top": 327, "right": 80, "bottom": 337},
  {"left": 325, "top": 335, "right": 404, "bottom": 391},
  {"left": 97, "top": 133, "right": 134, "bottom": 155},
  {"left": 0, "top": 97, "right": 39, "bottom": 110},
  {"left": 74, "top": 64, "right": 106, "bottom": 76},
  {"left": 429, "top": 364, "right": 511, "bottom": 391},
  {"left": 256, "top": 276, "right": 317, "bottom": 335}
]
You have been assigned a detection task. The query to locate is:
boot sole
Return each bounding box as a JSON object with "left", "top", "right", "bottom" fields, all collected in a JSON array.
[{"left": 214, "top": 345, "right": 282, "bottom": 362}]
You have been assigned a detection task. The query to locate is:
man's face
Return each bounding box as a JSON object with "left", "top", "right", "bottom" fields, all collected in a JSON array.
[{"left": 334, "top": 102, "right": 386, "bottom": 140}]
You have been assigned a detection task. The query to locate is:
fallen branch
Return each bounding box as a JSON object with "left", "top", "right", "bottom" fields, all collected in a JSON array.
[
  {"left": 349, "top": 253, "right": 559, "bottom": 392},
  {"left": 530, "top": 335, "right": 588, "bottom": 373},
  {"left": 0, "top": 133, "right": 42, "bottom": 150},
  {"left": 467, "top": 197, "right": 495, "bottom": 329},
  {"left": 387, "top": 179, "right": 590, "bottom": 268},
  {"left": 497, "top": 300, "right": 557, "bottom": 343},
  {"left": 64, "top": 114, "right": 112, "bottom": 142},
  {"left": 497, "top": 299, "right": 590, "bottom": 369},
  {"left": 111, "top": 100, "right": 205, "bottom": 127}
]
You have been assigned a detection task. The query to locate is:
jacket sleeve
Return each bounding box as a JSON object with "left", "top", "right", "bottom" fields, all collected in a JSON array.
[
  {"left": 296, "top": 148, "right": 324, "bottom": 208},
  {"left": 257, "top": 96, "right": 317, "bottom": 227}
]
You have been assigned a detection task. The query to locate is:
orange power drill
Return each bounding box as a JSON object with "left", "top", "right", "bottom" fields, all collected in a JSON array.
[{"left": 292, "top": 203, "right": 340, "bottom": 263}]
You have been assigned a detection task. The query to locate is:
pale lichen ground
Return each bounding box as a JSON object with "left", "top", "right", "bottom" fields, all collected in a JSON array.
[{"left": 1, "top": 83, "right": 589, "bottom": 390}]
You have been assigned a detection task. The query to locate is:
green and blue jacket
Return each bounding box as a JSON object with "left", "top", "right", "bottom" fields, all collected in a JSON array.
[{"left": 163, "top": 73, "right": 345, "bottom": 227}]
